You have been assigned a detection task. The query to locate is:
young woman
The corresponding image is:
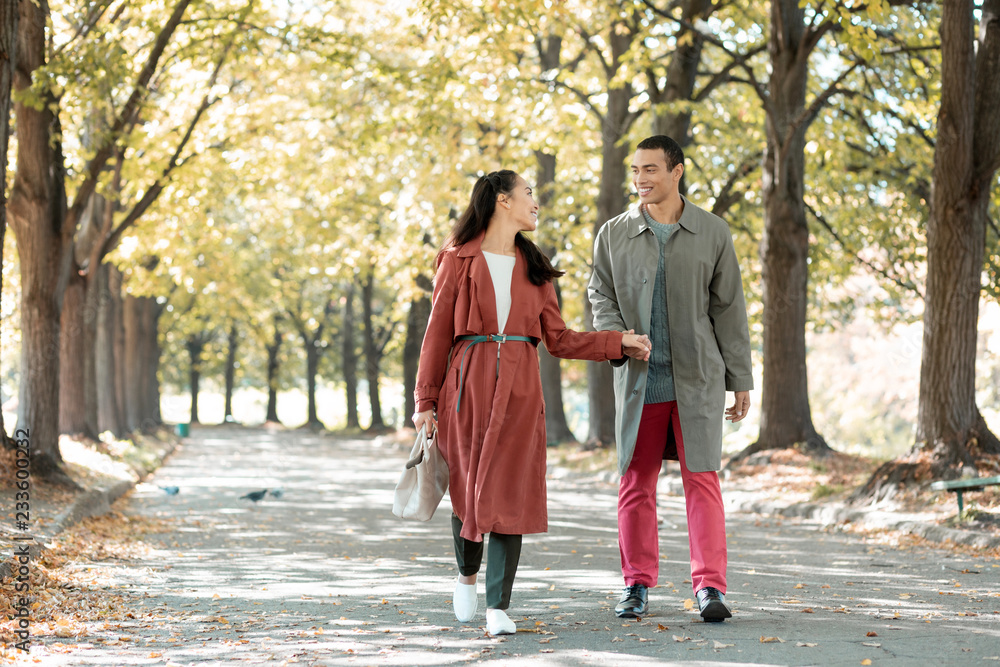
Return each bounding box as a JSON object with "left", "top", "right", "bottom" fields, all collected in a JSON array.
[{"left": 412, "top": 170, "right": 651, "bottom": 636}]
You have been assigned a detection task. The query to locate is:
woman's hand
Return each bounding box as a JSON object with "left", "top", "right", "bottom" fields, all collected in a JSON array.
[
  {"left": 621, "top": 329, "right": 652, "bottom": 362},
  {"left": 412, "top": 410, "right": 438, "bottom": 436}
]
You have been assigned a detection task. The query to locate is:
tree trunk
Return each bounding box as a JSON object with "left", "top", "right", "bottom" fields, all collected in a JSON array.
[
  {"left": 137, "top": 298, "right": 155, "bottom": 429},
  {"left": 533, "top": 148, "right": 576, "bottom": 444},
  {"left": 402, "top": 275, "right": 431, "bottom": 429},
  {"left": 918, "top": 0, "right": 979, "bottom": 457},
  {"left": 362, "top": 272, "right": 385, "bottom": 431},
  {"left": 265, "top": 317, "right": 282, "bottom": 424},
  {"left": 738, "top": 0, "right": 831, "bottom": 460},
  {"left": 59, "top": 109, "right": 113, "bottom": 437},
  {"left": 96, "top": 263, "right": 125, "bottom": 435},
  {"left": 147, "top": 299, "right": 162, "bottom": 426},
  {"left": 855, "top": 0, "right": 1000, "bottom": 501},
  {"left": 304, "top": 337, "right": 321, "bottom": 428},
  {"left": 124, "top": 295, "right": 162, "bottom": 432},
  {"left": 8, "top": 0, "right": 76, "bottom": 480},
  {"left": 186, "top": 334, "right": 204, "bottom": 425},
  {"left": 124, "top": 295, "right": 142, "bottom": 432},
  {"left": 587, "top": 26, "right": 636, "bottom": 447},
  {"left": 59, "top": 236, "right": 101, "bottom": 439},
  {"left": 342, "top": 283, "right": 359, "bottom": 428},
  {"left": 59, "top": 268, "right": 89, "bottom": 435},
  {"left": 649, "top": 0, "right": 711, "bottom": 186},
  {"left": 112, "top": 267, "right": 128, "bottom": 434},
  {"left": 0, "top": 0, "right": 15, "bottom": 449},
  {"left": 224, "top": 322, "right": 238, "bottom": 422}
]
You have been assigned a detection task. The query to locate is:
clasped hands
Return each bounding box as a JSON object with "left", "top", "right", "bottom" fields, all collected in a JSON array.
[{"left": 621, "top": 329, "right": 651, "bottom": 361}]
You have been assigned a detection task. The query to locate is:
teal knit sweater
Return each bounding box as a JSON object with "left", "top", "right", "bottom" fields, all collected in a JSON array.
[{"left": 642, "top": 205, "right": 679, "bottom": 404}]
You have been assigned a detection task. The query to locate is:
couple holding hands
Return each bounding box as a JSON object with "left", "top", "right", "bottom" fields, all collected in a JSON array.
[{"left": 412, "top": 135, "right": 753, "bottom": 636}]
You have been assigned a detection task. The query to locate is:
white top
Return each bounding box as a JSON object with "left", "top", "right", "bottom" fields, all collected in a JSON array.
[{"left": 482, "top": 251, "right": 516, "bottom": 333}]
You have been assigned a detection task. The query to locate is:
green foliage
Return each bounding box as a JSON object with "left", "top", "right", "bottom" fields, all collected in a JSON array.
[{"left": 4, "top": 0, "right": 1000, "bottom": 440}]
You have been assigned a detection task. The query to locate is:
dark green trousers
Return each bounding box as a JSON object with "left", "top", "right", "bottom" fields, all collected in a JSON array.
[{"left": 452, "top": 514, "right": 522, "bottom": 610}]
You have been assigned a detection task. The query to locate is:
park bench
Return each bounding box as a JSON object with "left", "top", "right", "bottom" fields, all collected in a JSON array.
[{"left": 930, "top": 475, "right": 1000, "bottom": 514}]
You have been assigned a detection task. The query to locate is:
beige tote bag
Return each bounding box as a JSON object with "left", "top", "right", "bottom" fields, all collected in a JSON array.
[{"left": 392, "top": 425, "right": 449, "bottom": 521}]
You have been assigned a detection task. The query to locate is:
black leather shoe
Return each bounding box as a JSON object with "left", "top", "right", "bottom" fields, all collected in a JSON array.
[
  {"left": 614, "top": 584, "right": 648, "bottom": 618},
  {"left": 696, "top": 586, "right": 732, "bottom": 622}
]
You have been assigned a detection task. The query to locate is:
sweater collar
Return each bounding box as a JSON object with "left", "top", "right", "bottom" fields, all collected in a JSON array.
[{"left": 626, "top": 197, "right": 699, "bottom": 237}]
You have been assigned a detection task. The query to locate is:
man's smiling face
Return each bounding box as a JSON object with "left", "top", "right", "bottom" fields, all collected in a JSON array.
[{"left": 631, "top": 147, "right": 682, "bottom": 206}]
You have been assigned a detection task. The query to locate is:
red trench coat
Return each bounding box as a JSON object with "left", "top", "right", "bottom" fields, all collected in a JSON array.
[{"left": 415, "top": 234, "right": 624, "bottom": 542}]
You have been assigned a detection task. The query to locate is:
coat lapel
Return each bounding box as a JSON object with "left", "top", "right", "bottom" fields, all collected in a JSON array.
[
  {"left": 458, "top": 234, "right": 500, "bottom": 334},
  {"left": 506, "top": 244, "right": 532, "bottom": 335}
]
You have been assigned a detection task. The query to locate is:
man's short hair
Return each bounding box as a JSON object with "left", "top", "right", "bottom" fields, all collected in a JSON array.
[{"left": 636, "top": 135, "right": 684, "bottom": 170}]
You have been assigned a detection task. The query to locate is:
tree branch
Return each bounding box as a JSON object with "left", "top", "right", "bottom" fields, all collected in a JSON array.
[
  {"left": 375, "top": 321, "right": 397, "bottom": 358},
  {"left": 780, "top": 62, "right": 860, "bottom": 157},
  {"left": 100, "top": 5, "right": 246, "bottom": 258},
  {"left": 694, "top": 43, "right": 768, "bottom": 102},
  {"left": 573, "top": 23, "right": 611, "bottom": 77},
  {"left": 556, "top": 79, "right": 606, "bottom": 126},
  {"left": 54, "top": 0, "right": 118, "bottom": 58},
  {"left": 711, "top": 152, "right": 761, "bottom": 220},
  {"left": 806, "top": 201, "right": 923, "bottom": 298},
  {"left": 68, "top": 0, "right": 194, "bottom": 231}
]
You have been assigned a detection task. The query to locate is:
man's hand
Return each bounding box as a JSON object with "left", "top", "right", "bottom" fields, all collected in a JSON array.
[
  {"left": 622, "top": 329, "right": 652, "bottom": 361},
  {"left": 725, "top": 391, "right": 750, "bottom": 422}
]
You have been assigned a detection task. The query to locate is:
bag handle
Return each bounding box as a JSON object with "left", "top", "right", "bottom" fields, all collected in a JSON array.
[{"left": 404, "top": 425, "right": 434, "bottom": 469}]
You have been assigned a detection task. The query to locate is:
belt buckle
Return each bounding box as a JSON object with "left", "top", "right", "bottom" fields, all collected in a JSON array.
[{"left": 496, "top": 333, "right": 506, "bottom": 344}]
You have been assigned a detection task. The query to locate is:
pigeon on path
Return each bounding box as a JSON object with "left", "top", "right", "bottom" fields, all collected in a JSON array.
[
  {"left": 239, "top": 489, "right": 268, "bottom": 502},
  {"left": 159, "top": 486, "right": 180, "bottom": 495}
]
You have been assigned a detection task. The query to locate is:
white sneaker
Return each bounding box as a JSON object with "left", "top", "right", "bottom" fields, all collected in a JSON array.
[
  {"left": 453, "top": 581, "right": 477, "bottom": 622},
  {"left": 486, "top": 608, "right": 516, "bottom": 635}
]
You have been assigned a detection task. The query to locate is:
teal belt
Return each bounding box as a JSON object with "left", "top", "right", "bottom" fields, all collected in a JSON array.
[{"left": 454, "top": 334, "right": 533, "bottom": 412}]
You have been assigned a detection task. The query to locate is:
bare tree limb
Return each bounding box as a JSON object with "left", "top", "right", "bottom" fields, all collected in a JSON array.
[
  {"left": 694, "top": 43, "right": 768, "bottom": 102},
  {"left": 780, "top": 62, "right": 860, "bottom": 158},
  {"left": 100, "top": 4, "right": 249, "bottom": 258},
  {"left": 68, "top": 0, "right": 194, "bottom": 233},
  {"left": 806, "top": 201, "right": 923, "bottom": 298},
  {"left": 711, "top": 152, "right": 761, "bottom": 219}
]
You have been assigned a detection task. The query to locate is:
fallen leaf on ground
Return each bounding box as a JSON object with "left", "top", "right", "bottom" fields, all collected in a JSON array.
[
  {"left": 683, "top": 599, "right": 694, "bottom": 610},
  {"left": 801, "top": 608, "right": 815, "bottom": 613},
  {"left": 673, "top": 635, "right": 690, "bottom": 642},
  {"left": 862, "top": 642, "right": 881, "bottom": 647},
  {"left": 760, "top": 636, "right": 785, "bottom": 643},
  {"left": 713, "top": 640, "right": 734, "bottom": 648},
  {"left": 798, "top": 642, "right": 818, "bottom": 647},
  {"left": 866, "top": 631, "right": 878, "bottom": 637},
  {"left": 862, "top": 660, "right": 872, "bottom": 666}
]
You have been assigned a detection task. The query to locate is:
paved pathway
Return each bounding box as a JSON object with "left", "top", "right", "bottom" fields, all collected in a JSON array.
[{"left": 26, "top": 426, "right": 1000, "bottom": 665}]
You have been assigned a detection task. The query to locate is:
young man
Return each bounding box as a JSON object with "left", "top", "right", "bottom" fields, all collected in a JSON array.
[{"left": 588, "top": 135, "right": 753, "bottom": 622}]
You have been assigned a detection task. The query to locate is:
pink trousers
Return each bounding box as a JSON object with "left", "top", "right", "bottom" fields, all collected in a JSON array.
[{"left": 618, "top": 401, "right": 727, "bottom": 593}]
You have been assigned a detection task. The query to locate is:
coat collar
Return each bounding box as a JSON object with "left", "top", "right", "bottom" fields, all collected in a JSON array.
[
  {"left": 455, "top": 232, "right": 528, "bottom": 334},
  {"left": 456, "top": 233, "right": 483, "bottom": 257},
  {"left": 626, "top": 196, "right": 699, "bottom": 238}
]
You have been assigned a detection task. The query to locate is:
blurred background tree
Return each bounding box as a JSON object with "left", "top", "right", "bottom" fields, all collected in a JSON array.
[{"left": 2, "top": 0, "right": 999, "bottom": 498}]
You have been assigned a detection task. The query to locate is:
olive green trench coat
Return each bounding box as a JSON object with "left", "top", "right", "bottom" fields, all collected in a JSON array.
[{"left": 588, "top": 198, "right": 753, "bottom": 474}]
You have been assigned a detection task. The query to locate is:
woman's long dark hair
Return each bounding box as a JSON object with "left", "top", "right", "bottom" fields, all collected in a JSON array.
[{"left": 441, "top": 170, "right": 564, "bottom": 286}]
